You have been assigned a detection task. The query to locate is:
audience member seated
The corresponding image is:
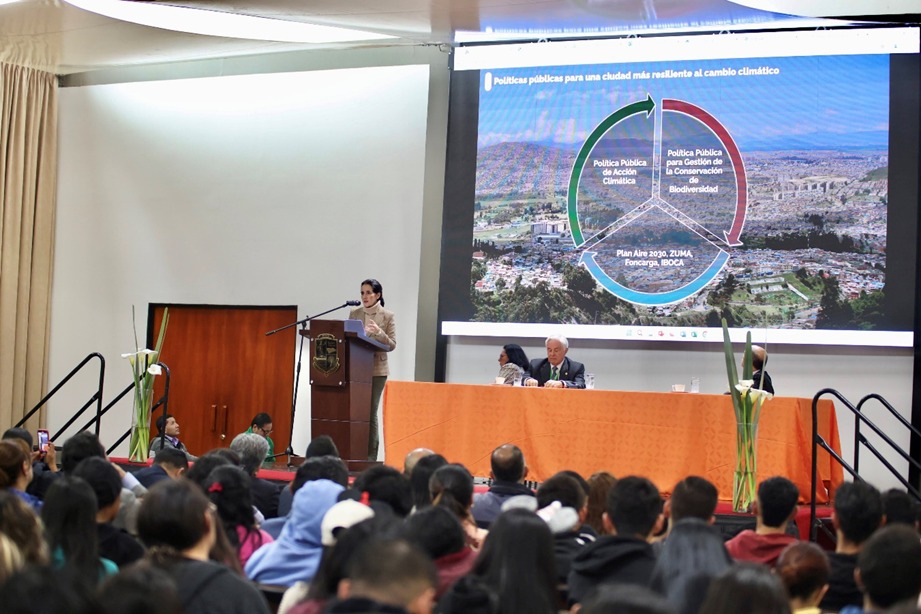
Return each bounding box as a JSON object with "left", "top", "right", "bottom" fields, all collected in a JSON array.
[
  {"left": 655, "top": 475, "right": 719, "bottom": 551},
  {"left": 230, "top": 432, "right": 281, "bottom": 519},
  {"left": 578, "top": 583, "right": 676, "bottom": 614},
  {"left": 525, "top": 335, "right": 586, "bottom": 388},
  {"left": 409, "top": 453, "right": 447, "bottom": 511},
  {"left": 244, "top": 478, "right": 344, "bottom": 587},
  {"left": 42, "top": 476, "right": 118, "bottom": 586},
  {"left": 650, "top": 517, "right": 732, "bottom": 614},
  {"left": 403, "top": 447, "right": 434, "bottom": 476},
  {"left": 285, "top": 508, "right": 394, "bottom": 614},
  {"left": 136, "top": 478, "right": 270, "bottom": 614},
  {"left": 725, "top": 476, "right": 799, "bottom": 565},
  {"left": 3, "top": 427, "right": 59, "bottom": 500},
  {"left": 497, "top": 343, "right": 529, "bottom": 385},
  {"left": 304, "top": 435, "right": 340, "bottom": 459},
  {"left": 72, "top": 457, "right": 145, "bottom": 568},
  {"left": 183, "top": 450, "right": 234, "bottom": 491},
  {"left": 275, "top": 455, "right": 349, "bottom": 522},
  {"left": 0, "top": 439, "right": 41, "bottom": 512},
  {"left": 443, "top": 508, "right": 557, "bottom": 614},
  {"left": 568, "top": 476, "right": 664, "bottom": 605},
  {"left": 148, "top": 414, "right": 197, "bottom": 461},
  {"left": 882, "top": 488, "right": 920, "bottom": 531},
  {"left": 844, "top": 524, "right": 921, "bottom": 614},
  {"left": 819, "top": 481, "right": 883, "bottom": 612},
  {"left": 133, "top": 446, "right": 188, "bottom": 488},
  {"left": 430, "top": 464, "right": 486, "bottom": 549},
  {"left": 0, "top": 491, "right": 49, "bottom": 566},
  {"left": 750, "top": 345, "right": 775, "bottom": 395},
  {"left": 352, "top": 464, "right": 414, "bottom": 519},
  {"left": 325, "top": 538, "right": 437, "bottom": 614},
  {"left": 243, "top": 412, "right": 276, "bottom": 465},
  {"left": 205, "top": 465, "right": 274, "bottom": 567},
  {"left": 404, "top": 505, "right": 477, "bottom": 598},
  {"left": 776, "top": 541, "right": 831, "bottom": 614},
  {"left": 536, "top": 472, "right": 596, "bottom": 585},
  {"left": 62, "top": 431, "right": 147, "bottom": 535},
  {"left": 585, "top": 471, "right": 617, "bottom": 536},
  {"left": 0, "top": 565, "right": 100, "bottom": 614},
  {"left": 471, "top": 443, "right": 534, "bottom": 529},
  {"left": 699, "top": 563, "right": 791, "bottom": 614},
  {"left": 97, "top": 562, "right": 182, "bottom": 614}
]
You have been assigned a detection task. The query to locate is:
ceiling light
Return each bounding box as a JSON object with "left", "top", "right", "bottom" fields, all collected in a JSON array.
[{"left": 62, "top": 0, "right": 396, "bottom": 44}]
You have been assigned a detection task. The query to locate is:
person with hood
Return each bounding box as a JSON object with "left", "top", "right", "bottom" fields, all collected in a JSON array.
[
  {"left": 244, "top": 478, "right": 344, "bottom": 586},
  {"left": 568, "top": 476, "right": 664, "bottom": 606}
]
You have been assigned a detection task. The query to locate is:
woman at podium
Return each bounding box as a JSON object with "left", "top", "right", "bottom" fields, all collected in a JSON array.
[{"left": 349, "top": 278, "right": 396, "bottom": 460}]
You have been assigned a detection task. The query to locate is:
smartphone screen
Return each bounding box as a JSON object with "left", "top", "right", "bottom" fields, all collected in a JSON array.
[{"left": 37, "top": 429, "right": 49, "bottom": 453}]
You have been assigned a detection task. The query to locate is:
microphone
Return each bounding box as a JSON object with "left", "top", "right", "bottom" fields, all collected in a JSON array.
[{"left": 345, "top": 300, "right": 361, "bottom": 306}]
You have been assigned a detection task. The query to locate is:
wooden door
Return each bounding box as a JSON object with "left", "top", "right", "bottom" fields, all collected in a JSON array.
[{"left": 149, "top": 305, "right": 297, "bottom": 457}]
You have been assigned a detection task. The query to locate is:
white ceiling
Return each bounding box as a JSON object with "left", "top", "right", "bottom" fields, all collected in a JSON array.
[{"left": 0, "top": 0, "right": 917, "bottom": 76}]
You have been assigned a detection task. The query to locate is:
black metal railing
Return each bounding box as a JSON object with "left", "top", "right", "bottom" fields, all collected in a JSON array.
[
  {"left": 810, "top": 388, "right": 921, "bottom": 541},
  {"left": 16, "top": 353, "right": 105, "bottom": 442},
  {"left": 16, "top": 354, "right": 172, "bottom": 460}
]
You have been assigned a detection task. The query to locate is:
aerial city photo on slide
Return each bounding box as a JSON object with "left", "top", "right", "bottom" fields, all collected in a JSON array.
[{"left": 469, "top": 54, "right": 890, "bottom": 336}]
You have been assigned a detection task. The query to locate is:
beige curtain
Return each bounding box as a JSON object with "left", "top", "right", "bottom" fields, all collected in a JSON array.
[{"left": 0, "top": 62, "right": 57, "bottom": 432}]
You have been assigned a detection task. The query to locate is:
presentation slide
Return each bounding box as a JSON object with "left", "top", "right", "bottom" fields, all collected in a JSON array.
[{"left": 440, "top": 30, "right": 920, "bottom": 346}]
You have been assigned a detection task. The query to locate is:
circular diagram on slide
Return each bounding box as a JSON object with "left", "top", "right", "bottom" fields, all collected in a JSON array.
[{"left": 567, "top": 95, "right": 747, "bottom": 306}]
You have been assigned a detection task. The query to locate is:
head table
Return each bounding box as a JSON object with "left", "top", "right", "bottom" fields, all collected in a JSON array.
[{"left": 382, "top": 382, "right": 842, "bottom": 504}]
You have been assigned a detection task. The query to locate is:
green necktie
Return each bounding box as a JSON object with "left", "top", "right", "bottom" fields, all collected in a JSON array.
[{"left": 551, "top": 366, "right": 559, "bottom": 380}]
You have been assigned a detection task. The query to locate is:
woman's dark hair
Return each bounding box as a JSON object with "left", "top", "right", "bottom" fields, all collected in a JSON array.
[
  {"left": 471, "top": 508, "right": 557, "bottom": 614},
  {"left": 205, "top": 465, "right": 263, "bottom": 553},
  {"left": 183, "top": 451, "right": 234, "bottom": 492},
  {"left": 0, "top": 565, "right": 99, "bottom": 614},
  {"left": 586, "top": 472, "right": 617, "bottom": 535},
  {"left": 699, "top": 563, "right": 792, "bottom": 614},
  {"left": 581, "top": 584, "right": 676, "bottom": 614},
  {"left": 0, "top": 440, "right": 27, "bottom": 489},
  {"left": 0, "top": 491, "right": 47, "bottom": 565},
  {"left": 305, "top": 435, "right": 340, "bottom": 459},
  {"left": 430, "top": 464, "right": 474, "bottom": 522},
  {"left": 502, "top": 344, "right": 530, "bottom": 370},
  {"left": 775, "top": 541, "right": 831, "bottom": 601},
  {"left": 403, "top": 505, "right": 466, "bottom": 559},
  {"left": 650, "top": 519, "right": 732, "bottom": 614},
  {"left": 361, "top": 278, "right": 384, "bottom": 307},
  {"left": 41, "top": 476, "right": 105, "bottom": 587},
  {"left": 410, "top": 453, "right": 447, "bottom": 510},
  {"left": 97, "top": 562, "right": 182, "bottom": 614},
  {"left": 137, "top": 479, "right": 211, "bottom": 554}
]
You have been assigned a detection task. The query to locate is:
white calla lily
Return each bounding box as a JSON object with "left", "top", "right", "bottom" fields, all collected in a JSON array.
[{"left": 147, "top": 364, "right": 162, "bottom": 376}]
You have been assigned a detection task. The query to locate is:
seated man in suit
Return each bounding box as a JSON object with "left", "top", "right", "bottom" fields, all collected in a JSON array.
[
  {"left": 525, "top": 335, "right": 586, "bottom": 389},
  {"left": 751, "top": 345, "right": 774, "bottom": 395},
  {"left": 133, "top": 447, "right": 188, "bottom": 489}
]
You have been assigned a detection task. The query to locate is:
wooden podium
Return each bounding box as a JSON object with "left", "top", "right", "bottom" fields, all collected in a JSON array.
[{"left": 301, "top": 319, "right": 388, "bottom": 470}]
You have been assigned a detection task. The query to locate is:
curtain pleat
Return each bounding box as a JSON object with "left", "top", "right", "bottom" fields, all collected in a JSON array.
[{"left": 0, "top": 62, "right": 58, "bottom": 431}]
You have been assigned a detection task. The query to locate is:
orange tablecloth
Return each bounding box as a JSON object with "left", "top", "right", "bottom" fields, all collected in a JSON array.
[{"left": 383, "top": 383, "right": 843, "bottom": 504}]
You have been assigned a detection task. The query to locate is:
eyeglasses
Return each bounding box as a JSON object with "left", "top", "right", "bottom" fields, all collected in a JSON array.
[{"left": 258, "top": 426, "right": 273, "bottom": 435}]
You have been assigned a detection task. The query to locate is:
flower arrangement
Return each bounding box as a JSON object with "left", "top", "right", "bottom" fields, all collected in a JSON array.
[
  {"left": 721, "top": 318, "right": 772, "bottom": 512},
  {"left": 122, "top": 306, "right": 169, "bottom": 462}
]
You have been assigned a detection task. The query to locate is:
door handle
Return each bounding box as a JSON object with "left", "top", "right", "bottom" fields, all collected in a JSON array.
[
  {"left": 221, "top": 405, "right": 228, "bottom": 440},
  {"left": 211, "top": 404, "right": 217, "bottom": 432}
]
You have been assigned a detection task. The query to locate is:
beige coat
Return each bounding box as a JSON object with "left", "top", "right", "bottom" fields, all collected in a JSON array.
[{"left": 349, "top": 304, "right": 396, "bottom": 377}]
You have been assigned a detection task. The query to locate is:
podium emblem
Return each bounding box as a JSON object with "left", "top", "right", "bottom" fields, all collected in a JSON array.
[{"left": 313, "top": 333, "right": 341, "bottom": 374}]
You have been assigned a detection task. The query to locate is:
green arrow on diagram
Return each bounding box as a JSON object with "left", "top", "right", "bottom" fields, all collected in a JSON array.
[{"left": 568, "top": 94, "right": 655, "bottom": 247}]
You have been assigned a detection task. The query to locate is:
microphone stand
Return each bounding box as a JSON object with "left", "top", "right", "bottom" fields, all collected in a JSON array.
[{"left": 266, "top": 302, "right": 358, "bottom": 461}]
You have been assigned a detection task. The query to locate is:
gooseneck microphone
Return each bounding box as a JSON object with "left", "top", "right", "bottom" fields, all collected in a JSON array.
[{"left": 345, "top": 300, "right": 361, "bottom": 306}]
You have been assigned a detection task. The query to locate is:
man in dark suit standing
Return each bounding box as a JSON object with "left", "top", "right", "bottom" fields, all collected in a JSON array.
[{"left": 525, "top": 335, "right": 586, "bottom": 389}]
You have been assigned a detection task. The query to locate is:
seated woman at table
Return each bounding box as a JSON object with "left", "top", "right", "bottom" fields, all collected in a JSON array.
[{"left": 497, "top": 344, "right": 529, "bottom": 385}]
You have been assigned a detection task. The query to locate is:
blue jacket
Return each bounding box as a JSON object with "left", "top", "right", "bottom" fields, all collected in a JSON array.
[{"left": 244, "top": 479, "right": 343, "bottom": 586}]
